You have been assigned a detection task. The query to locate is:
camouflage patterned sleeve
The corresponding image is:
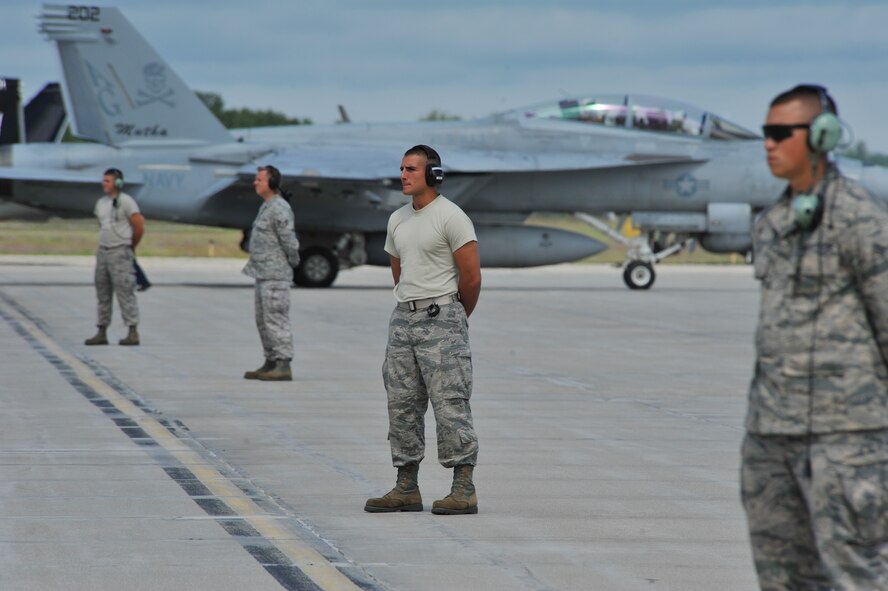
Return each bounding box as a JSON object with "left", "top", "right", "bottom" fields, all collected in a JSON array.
[
  {"left": 274, "top": 200, "right": 301, "bottom": 268},
  {"left": 849, "top": 190, "right": 888, "bottom": 366},
  {"left": 752, "top": 207, "right": 780, "bottom": 280}
]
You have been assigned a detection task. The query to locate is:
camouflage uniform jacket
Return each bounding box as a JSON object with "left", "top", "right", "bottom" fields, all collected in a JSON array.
[
  {"left": 746, "top": 165, "right": 888, "bottom": 434},
  {"left": 242, "top": 195, "right": 301, "bottom": 282}
]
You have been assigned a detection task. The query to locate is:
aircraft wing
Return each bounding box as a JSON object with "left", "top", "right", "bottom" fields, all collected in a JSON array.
[
  {"left": 0, "top": 165, "right": 138, "bottom": 218},
  {"left": 238, "top": 145, "right": 403, "bottom": 183},
  {"left": 239, "top": 144, "right": 707, "bottom": 183}
]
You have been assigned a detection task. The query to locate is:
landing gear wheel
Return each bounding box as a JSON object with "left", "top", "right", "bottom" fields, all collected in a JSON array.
[
  {"left": 623, "top": 261, "right": 655, "bottom": 290},
  {"left": 294, "top": 247, "right": 339, "bottom": 288}
]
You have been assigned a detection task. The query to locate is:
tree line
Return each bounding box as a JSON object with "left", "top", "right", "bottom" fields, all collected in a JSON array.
[
  {"left": 839, "top": 142, "right": 888, "bottom": 167},
  {"left": 195, "top": 92, "right": 461, "bottom": 128},
  {"left": 196, "top": 91, "right": 312, "bottom": 127}
]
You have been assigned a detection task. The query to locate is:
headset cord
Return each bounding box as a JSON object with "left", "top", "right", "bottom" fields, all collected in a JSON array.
[
  {"left": 107, "top": 195, "right": 135, "bottom": 245},
  {"left": 803, "top": 181, "right": 829, "bottom": 479}
]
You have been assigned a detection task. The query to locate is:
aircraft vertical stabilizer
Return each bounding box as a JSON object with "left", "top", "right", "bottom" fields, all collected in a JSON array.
[
  {"left": 24, "top": 83, "right": 68, "bottom": 143},
  {"left": 0, "top": 78, "right": 24, "bottom": 145},
  {"left": 38, "top": 5, "right": 231, "bottom": 146}
]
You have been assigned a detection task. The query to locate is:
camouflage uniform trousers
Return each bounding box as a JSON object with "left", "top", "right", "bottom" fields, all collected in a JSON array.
[
  {"left": 254, "top": 279, "right": 293, "bottom": 361},
  {"left": 741, "top": 430, "right": 888, "bottom": 591},
  {"left": 95, "top": 245, "right": 139, "bottom": 327},
  {"left": 383, "top": 302, "right": 478, "bottom": 468}
]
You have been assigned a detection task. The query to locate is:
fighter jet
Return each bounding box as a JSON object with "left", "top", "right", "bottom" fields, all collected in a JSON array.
[
  {"left": 0, "top": 77, "right": 72, "bottom": 220},
  {"left": 3, "top": 6, "right": 887, "bottom": 289}
]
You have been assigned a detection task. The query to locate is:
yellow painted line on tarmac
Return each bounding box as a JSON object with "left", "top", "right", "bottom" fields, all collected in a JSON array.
[{"left": 0, "top": 297, "right": 363, "bottom": 591}]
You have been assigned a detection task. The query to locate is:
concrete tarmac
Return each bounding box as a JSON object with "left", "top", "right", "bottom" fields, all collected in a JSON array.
[{"left": 0, "top": 256, "right": 761, "bottom": 590}]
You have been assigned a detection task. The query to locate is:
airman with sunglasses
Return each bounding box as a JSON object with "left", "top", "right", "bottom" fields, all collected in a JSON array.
[{"left": 741, "top": 85, "right": 888, "bottom": 590}]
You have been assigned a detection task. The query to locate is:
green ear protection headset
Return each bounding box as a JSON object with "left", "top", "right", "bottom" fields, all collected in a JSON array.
[
  {"left": 806, "top": 85, "right": 841, "bottom": 154},
  {"left": 105, "top": 168, "right": 125, "bottom": 190},
  {"left": 791, "top": 85, "right": 841, "bottom": 230}
]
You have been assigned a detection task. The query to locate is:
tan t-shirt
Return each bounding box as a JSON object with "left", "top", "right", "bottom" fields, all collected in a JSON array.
[
  {"left": 384, "top": 195, "right": 477, "bottom": 302},
  {"left": 94, "top": 193, "right": 140, "bottom": 248}
]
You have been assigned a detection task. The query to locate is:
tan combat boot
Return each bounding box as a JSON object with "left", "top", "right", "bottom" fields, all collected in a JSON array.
[
  {"left": 244, "top": 359, "right": 274, "bottom": 379},
  {"left": 119, "top": 326, "right": 140, "bottom": 346},
  {"left": 257, "top": 359, "right": 292, "bottom": 381},
  {"left": 364, "top": 464, "right": 423, "bottom": 513},
  {"left": 432, "top": 464, "right": 477, "bottom": 515},
  {"left": 84, "top": 326, "right": 108, "bottom": 346}
]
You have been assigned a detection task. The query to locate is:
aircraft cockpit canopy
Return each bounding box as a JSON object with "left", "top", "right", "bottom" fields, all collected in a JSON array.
[{"left": 509, "top": 94, "right": 759, "bottom": 141}]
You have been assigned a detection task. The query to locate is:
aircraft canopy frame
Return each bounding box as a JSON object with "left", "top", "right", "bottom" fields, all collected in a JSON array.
[{"left": 505, "top": 94, "right": 760, "bottom": 141}]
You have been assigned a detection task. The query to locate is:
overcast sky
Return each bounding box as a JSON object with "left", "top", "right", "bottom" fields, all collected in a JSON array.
[{"left": 2, "top": 1, "right": 887, "bottom": 153}]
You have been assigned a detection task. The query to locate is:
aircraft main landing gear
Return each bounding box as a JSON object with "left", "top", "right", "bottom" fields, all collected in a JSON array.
[{"left": 294, "top": 247, "right": 339, "bottom": 288}]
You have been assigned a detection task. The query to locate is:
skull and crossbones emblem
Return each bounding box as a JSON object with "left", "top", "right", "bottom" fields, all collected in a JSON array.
[{"left": 136, "top": 62, "right": 175, "bottom": 107}]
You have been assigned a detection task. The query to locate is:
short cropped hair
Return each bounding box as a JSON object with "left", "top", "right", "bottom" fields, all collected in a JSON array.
[
  {"left": 104, "top": 167, "right": 124, "bottom": 181},
  {"left": 404, "top": 144, "right": 441, "bottom": 166},
  {"left": 770, "top": 84, "right": 838, "bottom": 116}
]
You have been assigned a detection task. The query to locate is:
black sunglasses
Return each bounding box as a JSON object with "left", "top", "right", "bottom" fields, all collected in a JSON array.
[{"left": 762, "top": 123, "right": 809, "bottom": 142}]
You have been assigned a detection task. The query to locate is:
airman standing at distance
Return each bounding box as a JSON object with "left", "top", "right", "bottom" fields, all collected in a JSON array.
[
  {"left": 365, "top": 145, "right": 482, "bottom": 515},
  {"left": 242, "top": 165, "right": 301, "bottom": 381},
  {"left": 741, "top": 85, "right": 888, "bottom": 590},
  {"left": 84, "top": 168, "right": 144, "bottom": 346}
]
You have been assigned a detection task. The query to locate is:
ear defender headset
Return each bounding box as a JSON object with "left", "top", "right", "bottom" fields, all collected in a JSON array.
[
  {"left": 791, "top": 85, "right": 841, "bottom": 231},
  {"left": 105, "top": 168, "right": 124, "bottom": 190},
  {"left": 104, "top": 168, "right": 124, "bottom": 210},
  {"left": 806, "top": 85, "right": 841, "bottom": 154},
  {"left": 411, "top": 144, "right": 445, "bottom": 187},
  {"left": 261, "top": 165, "right": 281, "bottom": 192}
]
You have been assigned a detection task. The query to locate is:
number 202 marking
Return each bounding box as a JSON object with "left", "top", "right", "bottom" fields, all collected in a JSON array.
[{"left": 67, "top": 6, "right": 100, "bottom": 21}]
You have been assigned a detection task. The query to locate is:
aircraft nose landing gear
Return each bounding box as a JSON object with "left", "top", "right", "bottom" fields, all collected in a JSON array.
[
  {"left": 623, "top": 260, "right": 655, "bottom": 290},
  {"left": 573, "top": 212, "right": 691, "bottom": 291}
]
